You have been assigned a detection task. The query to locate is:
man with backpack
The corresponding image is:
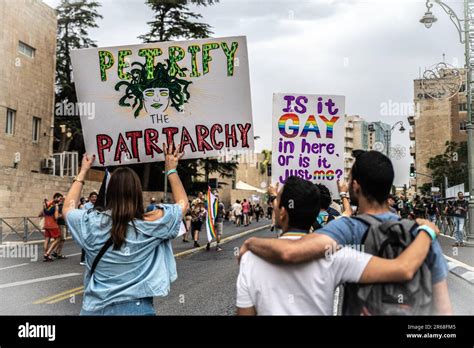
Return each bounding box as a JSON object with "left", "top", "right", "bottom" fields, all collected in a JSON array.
[
  {"left": 237, "top": 176, "right": 439, "bottom": 315},
  {"left": 239, "top": 150, "right": 452, "bottom": 315}
]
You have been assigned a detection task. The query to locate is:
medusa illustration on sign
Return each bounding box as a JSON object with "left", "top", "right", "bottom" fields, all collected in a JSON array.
[{"left": 114, "top": 60, "right": 192, "bottom": 118}]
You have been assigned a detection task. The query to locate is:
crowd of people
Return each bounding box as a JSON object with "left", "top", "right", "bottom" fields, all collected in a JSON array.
[
  {"left": 39, "top": 144, "right": 455, "bottom": 316},
  {"left": 387, "top": 192, "right": 469, "bottom": 247}
]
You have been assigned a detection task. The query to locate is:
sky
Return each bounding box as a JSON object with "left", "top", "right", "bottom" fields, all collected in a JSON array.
[{"left": 42, "top": 0, "right": 465, "bottom": 186}]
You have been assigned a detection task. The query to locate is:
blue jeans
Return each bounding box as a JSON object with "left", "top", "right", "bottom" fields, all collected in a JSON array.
[
  {"left": 80, "top": 297, "right": 155, "bottom": 316},
  {"left": 453, "top": 216, "right": 465, "bottom": 243}
]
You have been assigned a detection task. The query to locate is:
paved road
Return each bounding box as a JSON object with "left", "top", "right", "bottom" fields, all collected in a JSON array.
[
  {"left": 0, "top": 220, "right": 473, "bottom": 315},
  {"left": 0, "top": 219, "right": 271, "bottom": 315}
]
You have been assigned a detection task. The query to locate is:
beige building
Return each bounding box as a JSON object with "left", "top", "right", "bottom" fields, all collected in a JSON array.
[
  {"left": 0, "top": 0, "right": 57, "bottom": 173},
  {"left": 209, "top": 152, "right": 270, "bottom": 207},
  {"left": 409, "top": 69, "right": 468, "bottom": 190}
]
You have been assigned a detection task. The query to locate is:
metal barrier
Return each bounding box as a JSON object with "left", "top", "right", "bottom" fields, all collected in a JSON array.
[{"left": 0, "top": 217, "right": 45, "bottom": 244}]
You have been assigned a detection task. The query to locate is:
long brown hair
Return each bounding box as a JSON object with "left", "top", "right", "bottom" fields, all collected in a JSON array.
[{"left": 105, "top": 167, "right": 145, "bottom": 249}]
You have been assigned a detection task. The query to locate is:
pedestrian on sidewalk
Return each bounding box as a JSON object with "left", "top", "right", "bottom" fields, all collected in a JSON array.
[
  {"left": 191, "top": 199, "right": 206, "bottom": 248},
  {"left": 52, "top": 194, "right": 68, "bottom": 260},
  {"left": 254, "top": 204, "right": 262, "bottom": 223},
  {"left": 232, "top": 200, "right": 242, "bottom": 227},
  {"left": 41, "top": 193, "right": 62, "bottom": 262},
  {"left": 452, "top": 191, "right": 468, "bottom": 247},
  {"left": 242, "top": 199, "right": 250, "bottom": 226},
  {"left": 63, "top": 143, "right": 187, "bottom": 316}
]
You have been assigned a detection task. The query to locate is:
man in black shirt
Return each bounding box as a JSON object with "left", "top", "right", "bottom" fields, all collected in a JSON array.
[{"left": 453, "top": 191, "right": 468, "bottom": 247}]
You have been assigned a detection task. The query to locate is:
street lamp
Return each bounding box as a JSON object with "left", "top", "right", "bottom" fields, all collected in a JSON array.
[
  {"left": 420, "top": 10, "right": 438, "bottom": 28},
  {"left": 419, "top": 0, "right": 474, "bottom": 244}
]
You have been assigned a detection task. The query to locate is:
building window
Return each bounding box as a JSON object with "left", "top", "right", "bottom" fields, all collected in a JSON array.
[
  {"left": 460, "top": 121, "right": 467, "bottom": 131},
  {"left": 32, "top": 117, "right": 41, "bottom": 143},
  {"left": 459, "top": 103, "right": 467, "bottom": 112},
  {"left": 18, "top": 41, "right": 35, "bottom": 58},
  {"left": 6, "top": 109, "right": 15, "bottom": 135}
]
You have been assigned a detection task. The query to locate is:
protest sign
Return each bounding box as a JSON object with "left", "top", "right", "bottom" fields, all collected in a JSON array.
[
  {"left": 70, "top": 36, "right": 253, "bottom": 166},
  {"left": 271, "top": 93, "right": 345, "bottom": 196}
]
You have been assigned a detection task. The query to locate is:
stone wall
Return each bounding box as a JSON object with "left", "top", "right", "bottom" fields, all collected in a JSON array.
[{"left": 0, "top": 167, "right": 101, "bottom": 218}]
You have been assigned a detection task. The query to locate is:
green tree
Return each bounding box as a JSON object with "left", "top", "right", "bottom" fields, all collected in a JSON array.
[
  {"left": 55, "top": 0, "right": 103, "bottom": 153},
  {"left": 259, "top": 149, "right": 271, "bottom": 175},
  {"left": 139, "top": 0, "right": 218, "bottom": 42},
  {"left": 425, "top": 141, "right": 468, "bottom": 195}
]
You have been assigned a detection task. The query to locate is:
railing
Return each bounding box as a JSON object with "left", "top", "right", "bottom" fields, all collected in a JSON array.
[{"left": 0, "top": 217, "right": 46, "bottom": 244}]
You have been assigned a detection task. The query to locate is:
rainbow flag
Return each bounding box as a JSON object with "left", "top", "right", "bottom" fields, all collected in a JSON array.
[{"left": 205, "top": 187, "right": 218, "bottom": 242}]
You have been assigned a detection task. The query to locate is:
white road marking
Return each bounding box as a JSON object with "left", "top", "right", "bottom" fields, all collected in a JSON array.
[
  {"left": 64, "top": 252, "right": 82, "bottom": 257},
  {"left": 0, "top": 263, "right": 29, "bottom": 271},
  {"left": 0, "top": 273, "right": 81, "bottom": 289}
]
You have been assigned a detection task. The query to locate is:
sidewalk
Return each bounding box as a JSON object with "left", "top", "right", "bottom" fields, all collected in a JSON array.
[{"left": 439, "top": 235, "right": 474, "bottom": 285}]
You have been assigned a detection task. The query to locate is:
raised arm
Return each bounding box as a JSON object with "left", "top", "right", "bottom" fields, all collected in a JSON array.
[
  {"left": 337, "top": 180, "right": 352, "bottom": 217},
  {"left": 239, "top": 233, "right": 337, "bottom": 265},
  {"left": 359, "top": 219, "right": 439, "bottom": 283},
  {"left": 63, "top": 154, "right": 95, "bottom": 217},
  {"left": 163, "top": 143, "right": 188, "bottom": 216}
]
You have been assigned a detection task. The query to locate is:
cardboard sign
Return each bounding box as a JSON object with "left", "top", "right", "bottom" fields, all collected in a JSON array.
[
  {"left": 70, "top": 36, "right": 253, "bottom": 166},
  {"left": 271, "top": 93, "right": 345, "bottom": 196}
]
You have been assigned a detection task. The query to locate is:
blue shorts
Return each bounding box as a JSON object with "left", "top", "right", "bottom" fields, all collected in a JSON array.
[{"left": 80, "top": 297, "right": 155, "bottom": 316}]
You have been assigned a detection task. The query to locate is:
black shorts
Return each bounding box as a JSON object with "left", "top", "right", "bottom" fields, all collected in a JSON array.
[{"left": 191, "top": 221, "right": 203, "bottom": 231}]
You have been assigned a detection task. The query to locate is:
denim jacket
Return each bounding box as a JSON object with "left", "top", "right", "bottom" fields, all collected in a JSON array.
[{"left": 66, "top": 204, "right": 182, "bottom": 311}]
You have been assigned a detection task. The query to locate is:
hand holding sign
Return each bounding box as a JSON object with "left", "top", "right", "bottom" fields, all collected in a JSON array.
[{"left": 163, "top": 142, "right": 184, "bottom": 172}]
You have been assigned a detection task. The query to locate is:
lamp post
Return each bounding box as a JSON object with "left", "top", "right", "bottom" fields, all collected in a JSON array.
[
  {"left": 368, "top": 121, "right": 406, "bottom": 158},
  {"left": 419, "top": 0, "right": 474, "bottom": 242}
]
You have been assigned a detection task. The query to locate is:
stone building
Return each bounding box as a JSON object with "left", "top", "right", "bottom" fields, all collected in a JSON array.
[
  {"left": 409, "top": 69, "right": 468, "bottom": 190},
  {"left": 0, "top": 0, "right": 57, "bottom": 172}
]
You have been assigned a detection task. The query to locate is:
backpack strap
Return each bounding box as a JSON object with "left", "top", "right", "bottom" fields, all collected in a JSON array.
[
  {"left": 90, "top": 237, "right": 113, "bottom": 276},
  {"left": 352, "top": 214, "right": 384, "bottom": 226}
]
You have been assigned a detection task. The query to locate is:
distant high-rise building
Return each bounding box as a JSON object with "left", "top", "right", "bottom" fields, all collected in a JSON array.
[
  {"left": 0, "top": 0, "right": 57, "bottom": 172},
  {"left": 344, "top": 115, "right": 391, "bottom": 181}
]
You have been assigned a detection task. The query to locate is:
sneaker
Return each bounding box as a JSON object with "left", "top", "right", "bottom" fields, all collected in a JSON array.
[
  {"left": 193, "top": 241, "right": 200, "bottom": 248},
  {"left": 216, "top": 246, "right": 223, "bottom": 252},
  {"left": 206, "top": 243, "right": 210, "bottom": 251},
  {"left": 51, "top": 252, "right": 58, "bottom": 258},
  {"left": 56, "top": 254, "right": 68, "bottom": 259},
  {"left": 79, "top": 261, "right": 86, "bottom": 266},
  {"left": 452, "top": 242, "right": 459, "bottom": 247}
]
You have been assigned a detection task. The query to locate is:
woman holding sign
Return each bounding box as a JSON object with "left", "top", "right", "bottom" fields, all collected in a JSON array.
[{"left": 63, "top": 143, "right": 188, "bottom": 316}]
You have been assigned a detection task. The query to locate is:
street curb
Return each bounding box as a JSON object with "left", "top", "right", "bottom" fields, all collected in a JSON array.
[
  {"left": 445, "top": 256, "right": 474, "bottom": 285},
  {"left": 174, "top": 224, "right": 271, "bottom": 259}
]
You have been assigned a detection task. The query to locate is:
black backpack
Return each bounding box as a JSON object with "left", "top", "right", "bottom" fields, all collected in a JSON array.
[{"left": 342, "top": 214, "right": 433, "bottom": 316}]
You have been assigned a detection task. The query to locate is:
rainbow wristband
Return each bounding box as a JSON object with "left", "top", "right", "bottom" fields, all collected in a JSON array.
[
  {"left": 166, "top": 169, "right": 177, "bottom": 176},
  {"left": 418, "top": 225, "right": 437, "bottom": 241}
]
